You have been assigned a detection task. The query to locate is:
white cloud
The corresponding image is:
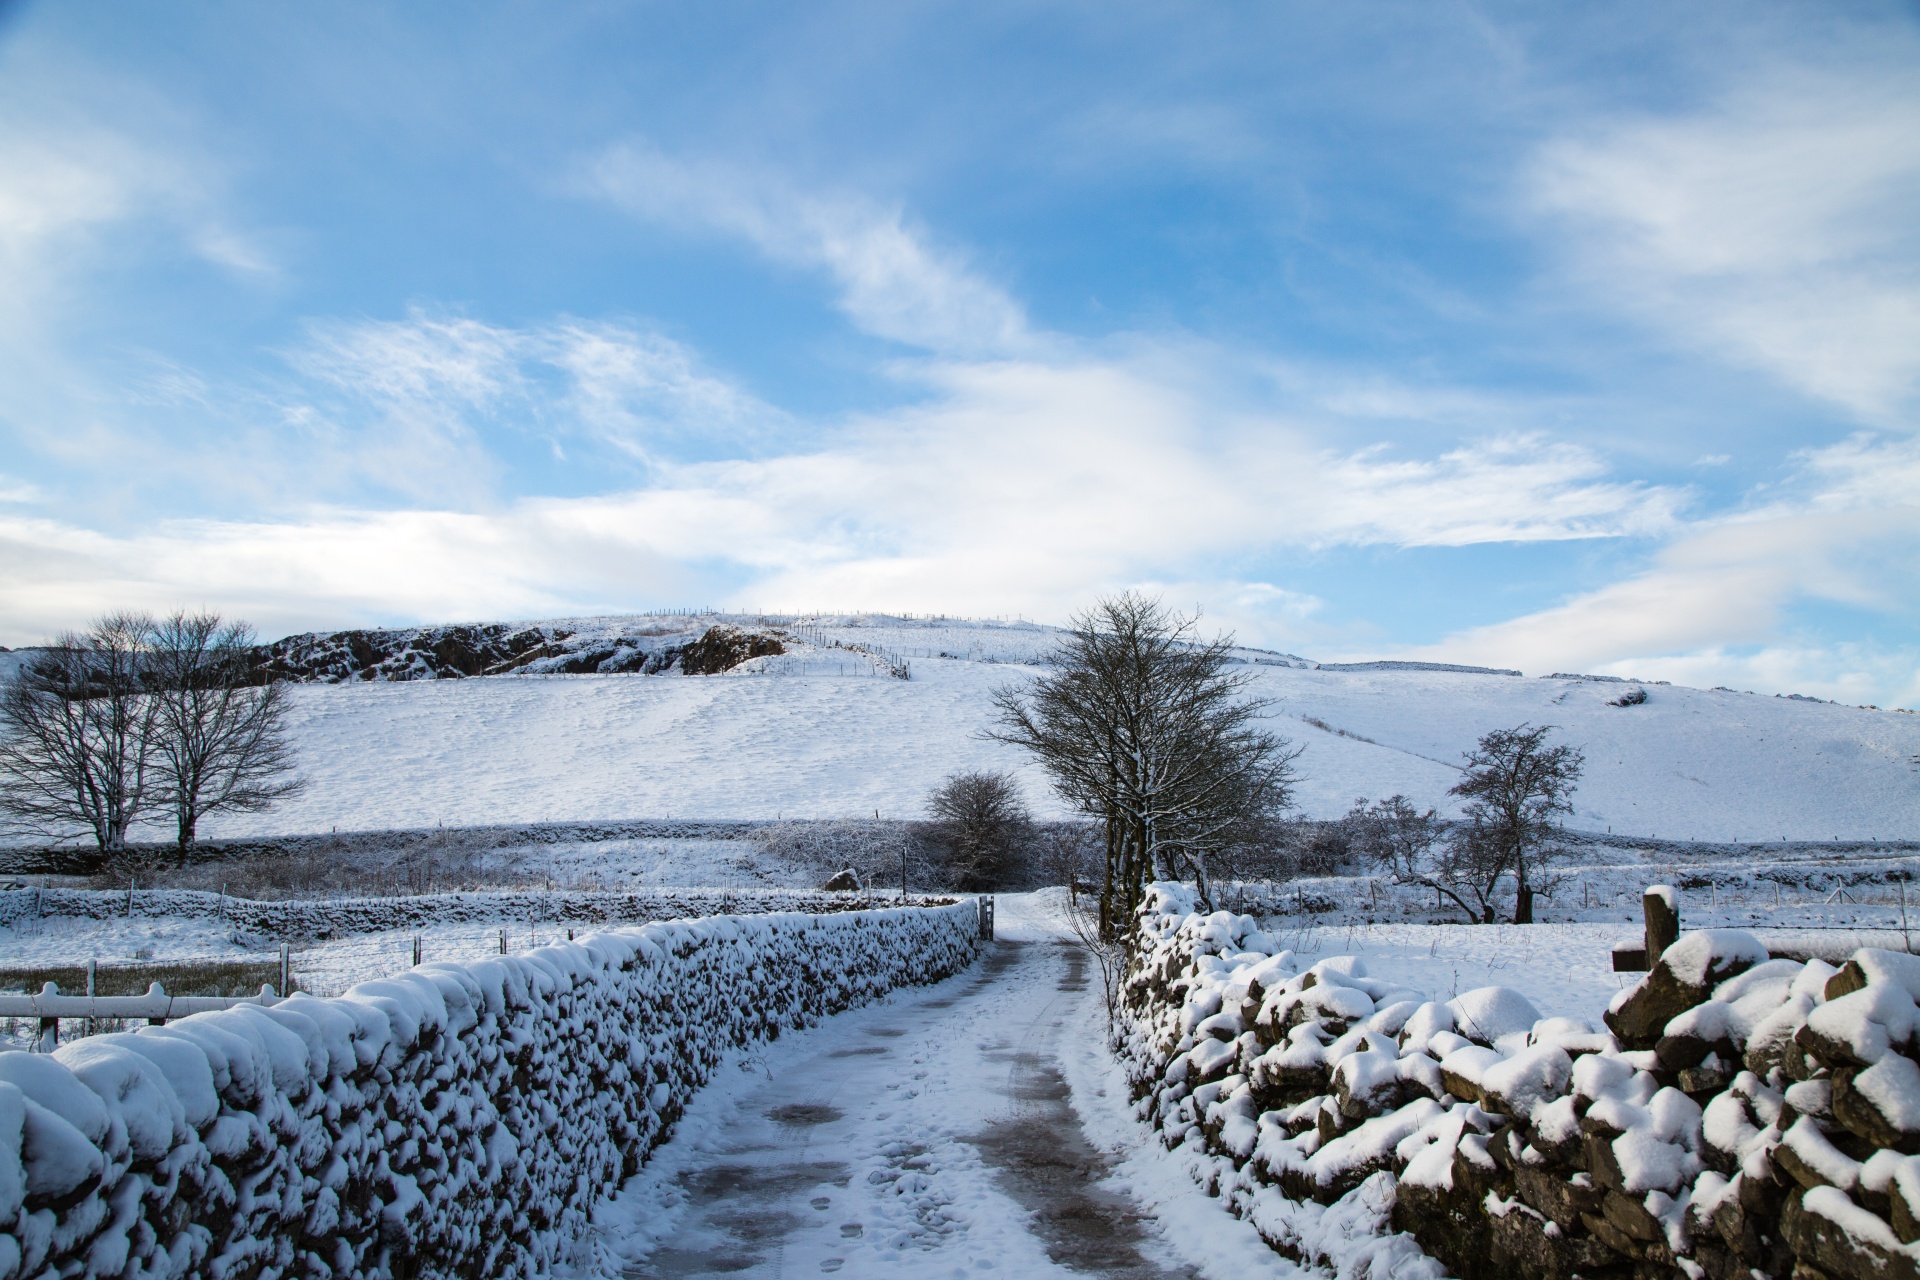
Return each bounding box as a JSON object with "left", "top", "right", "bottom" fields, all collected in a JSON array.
[
  {"left": 1527, "top": 65, "right": 1920, "bottom": 420},
  {"left": 0, "top": 118, "right": 273, "bottom": 313},
  {"left": 1397, "top": 434, "right": 1920, "bottom": 699},
  {"left": 1602, "top": 644, "right": 1920, "bottom": 712},
  {"left": 0, "top": 474, "right": 42, "bottom": 504},
  {"left": 250, "top": 310, "right": 788, "bottom": 505},
  {"left": 582, "top": 143, "right": 1031, "bottom": 356},
  {"left": 0, "top": 341, "right": 1687, "bottom": 645},
  {"left": 0, "top": 505, "right": 696, "bottom": 644}
]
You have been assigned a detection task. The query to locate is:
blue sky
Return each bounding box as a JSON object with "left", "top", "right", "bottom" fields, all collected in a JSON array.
[{"left": 1, "top": 1, "right": 1917, "bottom": 706}]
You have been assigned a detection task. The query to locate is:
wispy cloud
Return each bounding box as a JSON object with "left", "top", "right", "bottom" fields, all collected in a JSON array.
[
  {"left": 582, "top": 142, "right": 1031, "bottom": 356},
  {"left": 279, "top": 310, "right": 785, "bottom": 499},
  {"left": 0, "top": 474, "right": 42, "bottom": 505},
  {"left": 0, "top": 111, "right": 273, "bottom": 315},
  {"left": 0, "top": 334, "right": 1686, "bottom": 644},
  {"left": 1527, "top": 63, "right": 1920, "bottom": 421},
  {"left": 1399, "top": 433, "right": 1920, "bottom": 688}
]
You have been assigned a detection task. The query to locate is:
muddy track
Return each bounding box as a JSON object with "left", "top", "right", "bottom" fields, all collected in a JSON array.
[
  {"left": 968, "top": 942, "right": 1198, "bottom": 1278},
  {"left": 601, "top": 936, "right": 1197, "bottom": 1279}
]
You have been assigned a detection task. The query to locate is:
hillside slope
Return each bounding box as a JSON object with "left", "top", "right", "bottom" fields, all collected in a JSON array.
[{"left": 132, "top": 612, "right": 1917, "bottom": 844}]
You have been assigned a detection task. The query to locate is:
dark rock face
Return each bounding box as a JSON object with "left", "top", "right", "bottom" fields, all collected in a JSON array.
[
  {"left": 676, "top": 626, "right": 786, "bottom": 675},
  {"left": 821, "top": 869, "right": 861, "bottom": 892},
  {"left": 241, "top": 620, "right": 788, "bottom": 683},
  {"left": 1514, "top": 1163, "right": 1604, "bottom": 1230},
  {"left": 250, "top": 623, "right": 572, "bottom": 682},
  {"left": 1832, "top": 1063, "right": 1920, "bottom": 1155}
]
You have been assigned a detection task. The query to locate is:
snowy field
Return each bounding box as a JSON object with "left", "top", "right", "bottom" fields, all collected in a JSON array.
[{"left": 12, "top": 612, "right": 1910, "bottom": 847}]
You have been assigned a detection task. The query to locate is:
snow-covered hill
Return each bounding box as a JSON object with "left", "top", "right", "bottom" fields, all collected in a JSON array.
[{"left": 138, "top": 612, "right": 1917, "bottom": 844}]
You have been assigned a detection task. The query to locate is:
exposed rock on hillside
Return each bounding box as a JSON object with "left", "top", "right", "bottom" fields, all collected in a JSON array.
[{"left": 248, "top": 621, "right": 785, "bottom": 682}]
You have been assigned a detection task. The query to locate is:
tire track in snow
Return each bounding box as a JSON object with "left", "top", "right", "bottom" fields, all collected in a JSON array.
[
  {"left": 967, "top": 942, "right": 1199, "bottom": 1278},
  {"left": 583, "top": 931, "right": 1196, "bottom": 1278}
]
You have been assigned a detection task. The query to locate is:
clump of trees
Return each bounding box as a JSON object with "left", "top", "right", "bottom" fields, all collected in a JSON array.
[
  {"left": 0, "top": 610, "right": 304, "bottom": 855},
  {"left": 1347, "top": 723, "right": 1583, "bottom": 924},
  {"left": 991, "top": 592, "right": 1300, "bottom": 938}
]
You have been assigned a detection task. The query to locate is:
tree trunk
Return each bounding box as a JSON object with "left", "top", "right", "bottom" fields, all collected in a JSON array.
[
  {"left": 1514, "top": 884, "right": 1533, "bottom": 924},
  {"left": 1099, "top": 813, "right": 1121, "bottom": 942}
]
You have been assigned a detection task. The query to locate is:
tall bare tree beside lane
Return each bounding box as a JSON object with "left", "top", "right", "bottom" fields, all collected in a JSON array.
[
  {"left": 148, "top": 610, "right": 305, "bottom": 852},
  {"left": 990, "top": 592, "right": 1300, "bottom": 938},
  {"left": 0, "top": 612, "right": 159, "bottom": 852}
]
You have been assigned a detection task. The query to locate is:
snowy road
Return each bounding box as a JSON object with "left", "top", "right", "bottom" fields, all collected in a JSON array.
[{"left": 580, "top": 902, "right": 1290, "bottom": 1280}]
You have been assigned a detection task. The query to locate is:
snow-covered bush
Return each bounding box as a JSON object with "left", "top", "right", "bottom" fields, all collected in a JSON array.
[
  {"left": 1118, "top": 881, "right": 1920, "bottom": 1280},
  {"left": 0, "top": 901, "right": 979, "bottom": 1280}
]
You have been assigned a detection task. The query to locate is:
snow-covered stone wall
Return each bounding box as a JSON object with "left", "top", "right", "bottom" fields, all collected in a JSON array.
[
  {"left": 0, "top": 902, "right": 980, "bottom": 1280},
  {"left": 1118, "top": 882, "right": 1920, "bottom": 1280},
  {"left": 0, "top": 886, "right": 928, "bottom": 938}
]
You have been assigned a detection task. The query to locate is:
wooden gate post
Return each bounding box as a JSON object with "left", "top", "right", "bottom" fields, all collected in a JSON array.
[
  {"left": 36, "top": 981, "right": 57, "bottom": 1052},
  {"left": 1644, "top": 885, "right": 1679, "bottom": 966},
  {"left": 1612, "top": 884, "right": 1680, "bottom": 972}
]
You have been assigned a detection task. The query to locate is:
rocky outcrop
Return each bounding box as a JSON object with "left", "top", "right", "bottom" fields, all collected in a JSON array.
[{"left": 247, "top": 621, "right": 786, "bottom": 682}]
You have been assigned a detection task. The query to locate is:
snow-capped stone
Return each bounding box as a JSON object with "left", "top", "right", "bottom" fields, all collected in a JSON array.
[
  {"left": 1837, "top": 1053, "right": 1920, "bottom": 1154},
  {"left": 1800, "top": 984, "right": 1920, "bottom": 1068},
  {"left": 1478, "top": 1043, "right": 1573, "bottom": 1118},
  {"left": 1445, "top": 987, "right": 1542, "bottom": 1050},
  {"left": 1, "top": 901, "right": 980, "bottom": 1280},
  {"left": 1607, "top": 930, "right": 1769, "bottom": 1049}
]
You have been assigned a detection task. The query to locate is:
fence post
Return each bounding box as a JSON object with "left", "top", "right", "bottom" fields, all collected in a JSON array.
[
  {"left": 412, "top": 935, "right": 422, "bottom": 967},
  {"left": 1645, "top": 886, "right": 1679, "bottom": 967},
  {"left": 146, "top": 981, "right": 168, "bottom": 1027},
  {"left": 36, "top": 981, "right": 57, "bottom": 1052},
  {"left": 279, "top": 944, "right": 290, "bottom": 997}
]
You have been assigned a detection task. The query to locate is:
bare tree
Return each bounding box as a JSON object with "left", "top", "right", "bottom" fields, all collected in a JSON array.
[
  {"left": 925, "top": 770, "right": 1032, "bottom": 891},
  {"left": 990, "top": 592, "right": 1301, "bottom": 938},
  {"left": 1450, "top": 724, "right": 1583, "bottom": 924},
  {"left": 147, "top": 611, "right": 305, "bottom": 853},
  {"left": 1345, "top": 796, "right": 1438, "bottom": 883},
  {"left": 1036, "top": 821, "right": 1101, "bottom": 901},
  {"left": 0, "top": 613, "right": 159, "bottom": 852},
  {"left": 1347, "top": 795, "right": 1507, "bottom": 924}
]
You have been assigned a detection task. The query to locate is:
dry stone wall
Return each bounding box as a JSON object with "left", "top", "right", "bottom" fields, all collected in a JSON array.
[
  {"left": 0, "top": 902, "right": 980, "bottom": 1280},
  {"left": 0, "top": 887, "right": 927, "bottom": 938},
  {"left": 1119, "top": 883, "right": 1920, "bottom": 1280}
]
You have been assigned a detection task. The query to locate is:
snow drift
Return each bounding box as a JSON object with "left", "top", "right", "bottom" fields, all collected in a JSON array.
[{"left": 0, "top": 901, "right": 980, "bottom": 1280}]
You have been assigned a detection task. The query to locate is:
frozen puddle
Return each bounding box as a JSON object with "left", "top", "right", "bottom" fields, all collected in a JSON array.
[{"left": 586, "top": 936, "right": 1198, "bottom": 1279}]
